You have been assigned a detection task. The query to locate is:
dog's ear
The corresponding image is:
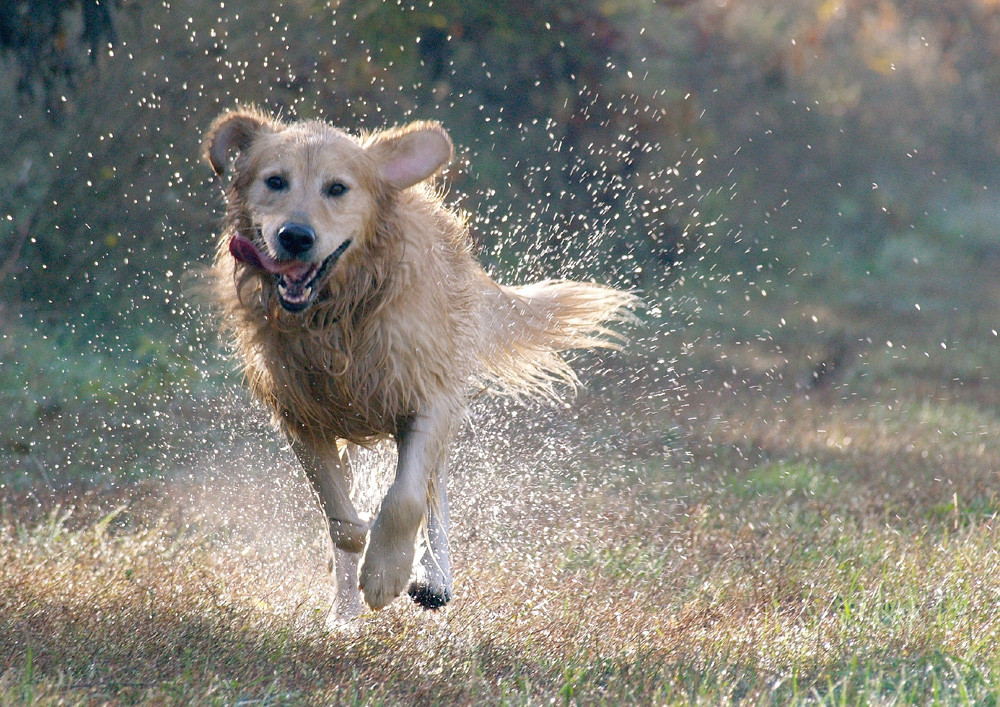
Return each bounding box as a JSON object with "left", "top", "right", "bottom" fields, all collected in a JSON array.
[
  {"left": 367, "top": 121, "right": 453, "bottom": 190},
  {"left": 203, "top": 109, "right": 273, "bottom": 175}
]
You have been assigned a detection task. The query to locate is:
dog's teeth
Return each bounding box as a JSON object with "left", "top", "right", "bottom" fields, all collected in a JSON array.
[{"left": 278, "top": 281, "right": 312, "bottom": 305}]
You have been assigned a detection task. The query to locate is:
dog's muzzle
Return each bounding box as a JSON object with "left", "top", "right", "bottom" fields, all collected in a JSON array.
[{"left": 229, "top": 233, "right": 352, "bottom": 312}]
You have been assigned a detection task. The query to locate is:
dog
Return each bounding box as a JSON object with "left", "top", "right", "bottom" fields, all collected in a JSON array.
[{"left": 203, "top": 107, "right": 637, "bottom": 619}]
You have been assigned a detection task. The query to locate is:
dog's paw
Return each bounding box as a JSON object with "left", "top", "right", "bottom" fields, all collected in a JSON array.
[
  {"left": 359, "top": 553, "right": 414, "bottom": 610},
  {"left": 328, "top": 595, "right": 366, "bottom": 625},
  {"left": 329, "top": 518, "right": 369, "bottom": 554},
  {"left": 407, "top": 553, "right": 452, "bottom": 610},
  {"left": 407, "top": 581, "right": 451, "bottom": 610},
  {"left": 326, "top": 609, "right": 364, "bottom": 634},
  {"left": 359, "top": 534, "right": 416, "bottom": 610}
]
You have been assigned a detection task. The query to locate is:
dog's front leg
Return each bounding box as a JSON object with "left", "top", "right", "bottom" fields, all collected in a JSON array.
[
  {"left": 292, "top": 440, "right": 368, "bottom": 620},
  {"left": 330, "top": 545, "right": 365, "bottom": 622},
  {"left": 292, "top": 440, "right": 369, "bottom": 552},
  {"left": 408, "top": 458, "right": 452, "bottom": 609},
  {"left": 360, "top": 400, "right": 455, "bottom": 610}
]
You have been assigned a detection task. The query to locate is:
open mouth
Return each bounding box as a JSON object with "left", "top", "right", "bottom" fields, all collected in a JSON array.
[{"left": 229, "top": 232, "right": 352, "bottom": 312}]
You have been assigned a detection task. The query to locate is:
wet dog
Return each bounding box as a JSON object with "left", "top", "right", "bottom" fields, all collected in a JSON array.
[{"left": 203, "top": 108, "right": 636, "bottom": 619}]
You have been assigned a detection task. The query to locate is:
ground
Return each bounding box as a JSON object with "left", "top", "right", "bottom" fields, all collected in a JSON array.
[{"left": 3, "top": 249, "right": 1000, "bottom": 704}]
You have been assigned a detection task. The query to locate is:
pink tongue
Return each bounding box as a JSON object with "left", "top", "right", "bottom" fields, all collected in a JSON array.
[{"left": 229, "top": 234, "right": 314, "bottom": 280}]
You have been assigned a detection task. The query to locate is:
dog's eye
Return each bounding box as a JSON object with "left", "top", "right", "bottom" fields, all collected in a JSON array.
[
  {"left": 326, "top": 182, "right": 348, "bottom": 198},
  {"left": 264, "top": 175, "right": 287, "bottom": 191}
]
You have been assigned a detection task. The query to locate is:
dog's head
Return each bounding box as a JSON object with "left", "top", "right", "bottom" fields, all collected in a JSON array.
[{"left": 204, "top": 108, "right": 453, "bottom": 312}]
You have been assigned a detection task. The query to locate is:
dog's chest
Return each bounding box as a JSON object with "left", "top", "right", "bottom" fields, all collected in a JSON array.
[{"left": 256, "top": 320, "right": 411, "bottom": 441}]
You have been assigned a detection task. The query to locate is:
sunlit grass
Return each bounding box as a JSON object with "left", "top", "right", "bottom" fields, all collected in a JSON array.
[
  {"left": 6, "top": 258, "right": 1000, "bottom": 703},
  {"left": 4, "top": 365, "right": 1000, "bottom": 704}
]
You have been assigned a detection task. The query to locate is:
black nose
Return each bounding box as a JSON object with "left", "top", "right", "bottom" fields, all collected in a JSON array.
[{"left": 277, "top": 222, "right": 315, "bottom": 258}]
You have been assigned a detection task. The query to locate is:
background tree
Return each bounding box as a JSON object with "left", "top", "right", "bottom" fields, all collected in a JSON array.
[{"left": 0, "top": 0, "right": 119, "bottom": 111}]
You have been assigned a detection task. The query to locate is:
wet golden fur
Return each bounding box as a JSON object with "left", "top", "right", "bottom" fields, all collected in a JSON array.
[
  {"left": 206, "top": 108, "right": 634, "bottom": 447},
  {"left": 203, "top": 107, "right": 637, "bottom": 613}
]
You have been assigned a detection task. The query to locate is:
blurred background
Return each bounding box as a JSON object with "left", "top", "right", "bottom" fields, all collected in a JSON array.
[{"left": 2, "top": 0, "right": 999, "bottom": 492}]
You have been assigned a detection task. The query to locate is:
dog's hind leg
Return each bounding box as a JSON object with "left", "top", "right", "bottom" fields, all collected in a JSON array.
[
  {"left": 360, "top": 398, "right": 456, "bottom": 610},
  {"left": 408, "top": 458, "right": 452, "bottom": 609},
  {"left": 292, "top": 440, "right": 369, "bottom": 620}
]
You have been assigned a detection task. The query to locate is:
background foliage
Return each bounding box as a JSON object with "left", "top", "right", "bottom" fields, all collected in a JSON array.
[
  {"left": 5, "top": 3, "right": 1000, "bottom": 702},
  {"left": 3, "top": 0, "right": 1000, "bottom": 481}
]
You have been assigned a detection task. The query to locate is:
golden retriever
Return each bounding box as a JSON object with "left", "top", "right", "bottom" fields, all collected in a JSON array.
[{"left": 203, "top": 107, "right": 636, "bottom": 619}]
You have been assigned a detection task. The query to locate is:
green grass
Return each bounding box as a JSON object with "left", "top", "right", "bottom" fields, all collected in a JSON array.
[
  {"left": 4, "top": 516, "right": 1000, "bottom": 704},
  {"left": 0, "top": 319, "right": 254, "bottom": 491},
  {"left": 6, "top": 229, "right": 1000, "bottom": 703},
  {"left": 4, "top": 368, "right": 1000, "bottom": 704}
]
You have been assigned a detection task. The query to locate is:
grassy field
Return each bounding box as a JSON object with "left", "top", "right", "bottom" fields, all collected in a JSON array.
[{"left": 3, "top": 252, "right": 1000, "bottom": 705}]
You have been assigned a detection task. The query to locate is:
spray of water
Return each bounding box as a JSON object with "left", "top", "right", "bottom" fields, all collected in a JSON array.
[
  {"left": 6, "top": 5, "right": 998, "bottom": 683},
  {"left": 0, "top": 10, "right": 745, "bottom": 640}
]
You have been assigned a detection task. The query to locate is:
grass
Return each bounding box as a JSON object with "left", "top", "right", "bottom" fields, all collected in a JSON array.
[
  {"left": 4, "top": 356, "right": 1000, "bottom": 704},
  {"left": 0, "top": 319, "right": 228, "bottom": 491},
  {"left": 5, "top": 237, "right": 1000, "bottom": 703}
]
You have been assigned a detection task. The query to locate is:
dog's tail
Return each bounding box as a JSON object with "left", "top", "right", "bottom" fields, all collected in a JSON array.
[{"left": 478, "top": 279, "right": 639, "bottom": 400}]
